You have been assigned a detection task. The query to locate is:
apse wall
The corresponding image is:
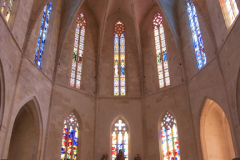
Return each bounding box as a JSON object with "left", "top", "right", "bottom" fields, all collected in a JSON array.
[
  {"left": 54, "top": 2, "right": 97, "bottom": 95},
  {"left": 45, "top": 2, "right": 98, "bottom": 160},
  {"left": 94, "top": 10, "right": 144, "bottom": 160},
  {"left": 0, "top": 0, "right": 240, "bottom": 159},
  {"left": 141, "top": 5, "right": 184, "bottom": 95},
  {"left": 0, "top": 0, "right": 61, "bottom": 158},
  {"left": 177, "top": 0, "right": 240, "bottom": 158}
]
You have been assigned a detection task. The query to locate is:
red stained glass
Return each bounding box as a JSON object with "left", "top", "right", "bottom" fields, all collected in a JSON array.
[
  {"left": 161, "top": 112, "right": 180, "bottom": 160},
  {"left": 70, "top": 14, "right": 86, "bottom": 89},
  {"left": 115, "top": 21, "right": 125, "bottom": 35},
  {"left": 76, "top": 13, "right": 86, "bottom": 26},
  {"left": 153, "top": 13, "right": 170, "bottom": 88}
]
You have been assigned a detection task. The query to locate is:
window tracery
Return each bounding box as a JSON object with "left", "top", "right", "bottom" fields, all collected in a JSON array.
[
  {"left": 70, "top": 13, "right": 86, "bottom": 89},
  {"left": 160, "top": 112, "right": 180, "bottom": 160},
  {"left": 114, "top": 21, "right": 125, "bottom": 96},
  {"left": 61, "top": 113, "right": 79, "bottom": 160},
  {"left": 187, "top": 1, "right": 207, "bottom": 69},
  {"left": 34, "top": 2, "right": 52, "bottom": 69},
  {"left": 112, "top": 119, "right": 128, "bottom": 160},
  {"left": 153, "top": 13, "right": 170, "bottom": 88},
  {"left": 1, "top": 0, "right": 14, "bottom": 22}
]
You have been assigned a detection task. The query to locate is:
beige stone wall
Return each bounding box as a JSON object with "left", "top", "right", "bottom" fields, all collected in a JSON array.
[
  {"left": 98, "top": 12, "right": 141, "bottom": 97},
  {"left": 55, "top": 1, "right": 97, "bottom": 95},
  {"left": 0, "top": 0, "right": 240, "bottom": 160},
  {"left": 141, "top": 5, "right": 184, "bottom": 95}
]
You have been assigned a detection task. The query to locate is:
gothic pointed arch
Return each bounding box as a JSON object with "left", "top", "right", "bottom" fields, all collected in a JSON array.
[
  {"left": 153, "top": 13, "right": 170, "bottom": 88},
  {"left": 8, "top": 97, "right": 43, "bottom": 160},
  {"left": 0, "top": 60, "right": 4, "bottom": 129},
  {"left": 186, "top": 0, "right": 207, "bottom": 70},
  {"left": 158, "top": 111, "right": 180, "bottom": 160},
  {"left": 60, "top": 111, "right": 81, "bottom": 160},
  {"left": 114, "top": 20, "right": 126, "bottom": 96},
  {"left": 111, "top": 116, "right": 129, "bottom": 160},
  {"left": 70, "top": 13, "right": 86, "bottom": 89},
  {"left": 200, "top": 99, "right": 235, "bottom": 160}
]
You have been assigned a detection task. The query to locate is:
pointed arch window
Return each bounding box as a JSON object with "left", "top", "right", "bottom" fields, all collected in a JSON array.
[
  {"left": 61, "top": 113, "right": 79, "bottom": 160},
  {"left": 160, "top": 112, "right": 180, "bottom": 160},
  {"left": 112, "top": 119, "right": 128, "bottom": 160},
  {"left": 153, "top": 13, "right": 170, "bottom": 88},
  {"left": 1, "top": 0, "right": 14, "bottom": 21},
  {"left": 187, "top": 1, "right": 207, "bottom": 70},
  {"left": 114, "top": 21, "right": 126, "bottom": 96},
  {"left": 219, "top": 0, "right": 239, "bottom": 27},
  {"left": 34, "top": 2, "right": 52, "bottom": 69},
  {"left": 70, "top": 13, "right": 86, "bottom": 89}
]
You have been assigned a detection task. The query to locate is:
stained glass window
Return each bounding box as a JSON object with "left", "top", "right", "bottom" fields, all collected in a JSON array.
[
  {"left": 112, "top": 119, "right": 128, "bottom": 160},
  {"left": 153, "top": 13, "right": 170, "bottom": 88},
  {"left": 34, "top": 2, "right": 52, "bottom": 69},
  {"left": 187, "top": 1, "right": 207, "bottom": 70},
  {"left": 61, "top": 113, "right": 79, "bottom": 160},
  {"left": 220, "top": 0, "right": 239, "bottom": 26},
  {"left": 114, "top": 21, "right": 125, "bottom": 96},
  {"left": 70, "top": 13, "right": 86, "bottom": 89},
  {"left": 1, "top": 0, "right": 15, "bottom": 22},
  {"left": 160, "top": 112, "right": 180, "bottom": 160}
]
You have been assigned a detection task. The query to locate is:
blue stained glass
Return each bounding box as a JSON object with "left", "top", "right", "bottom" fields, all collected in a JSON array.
[
  {"left": 163, "top": 52, "right": 167, "bottom": 61},
  {"left": 34, "top": 5, "right": 47, "bottom": 64},
  {"left": 120, "top": 34, "right": 125, "bottom": 53},
  {"left": 187, "top": 1, "right": 206, "bottom": 69},
  {"left": 120, "top": 66, "right": 125, "bottom": 75},
  {"left": 114, "top": 34, "right": 119, "bottom": 53},
  {"left": 37, "top": 2, "right": 52, "bottom": 69}
]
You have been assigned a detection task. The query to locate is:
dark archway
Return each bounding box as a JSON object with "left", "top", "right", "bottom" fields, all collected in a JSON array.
[{"left": 8, "top": 98, "right": 42, "bottom": 160}]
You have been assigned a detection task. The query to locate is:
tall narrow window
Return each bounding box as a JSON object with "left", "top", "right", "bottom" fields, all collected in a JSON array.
[
  {"left": 1, "top": 0, "right": 14, "bottom": 21},
  {"left": 61, "top": 113, "right": 79, "bottom": 160},
  {"left": 160, "top": 112, "right": 180, "bottom": 160},
  {"left": 34, "top": 2, "right": 52, "bottom": 69},
  {"left": 220, "top": 0, "right": 239, "bottom": 27},
  {"left": 153, "top": 13, "right": 170, "bottom": 88},
  {"left": 114, "top": 21, "right": 126, "bottom": 96},
  {"left": 187, "top": 1, "right": 207, "bottom": 69},
  {"left": 70, "top": 13, "right": 86, "bottom": 89},
  {"left": 112, "top": 119, "right": 128, "bottom": 160}
]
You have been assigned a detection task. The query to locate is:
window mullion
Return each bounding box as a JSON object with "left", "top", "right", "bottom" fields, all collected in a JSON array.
[
  {"left": 171, "top": 127, "right": 175, "bottom": 159},
  {"left": 122, "top": 132, "right": 124, "bottom": 157},
  {"left": 75, "top": 25, "right": 81, "bottom": 88},
  {"left": 159, "top": 26, "right": 165, "bottom": 87},
  {"left": 65, "top": 125, "right": 69, "bottom": 159},
  {"left": 118, "top": 35, "right": 121, "bottom": 96},
  {"left": 71, "top": 129, "right": 74, "bottom": 159},
  {"left": 165, "top": 126, "right": 169, "bottom": 160}
]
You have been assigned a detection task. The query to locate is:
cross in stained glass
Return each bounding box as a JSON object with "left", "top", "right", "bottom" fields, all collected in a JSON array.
[
  {"left": 69, "top": 117, "right": 74, "bottom": 123},
  {"left": 115, "top": 120, "right": 125, "bottom": 130}
]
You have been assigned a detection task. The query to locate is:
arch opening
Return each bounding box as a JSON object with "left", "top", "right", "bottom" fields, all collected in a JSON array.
[
  {"left": 200, "top": 99, "right": 235, "bottom": 160},
  {"left": 8, "top": 99, "right": 42, "bottom": 160},
  {"left": 158, "top": 111, "right": 180, "bottom": 160},
  {"left": 60, "top": 112, "right": 80, "bottom": 160},
  {"left": 111, "top": 116, "right": 129, "bottom": 160}
]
